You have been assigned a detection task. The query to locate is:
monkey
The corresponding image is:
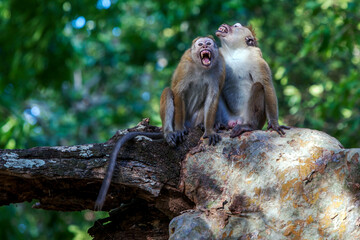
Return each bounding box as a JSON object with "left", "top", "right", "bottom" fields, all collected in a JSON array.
[
  {"left": 215, "top": 23, "right": 289, "bottom": 138},
  {"left": 160, "top": 35, "right": 225, "bottom": 147},
  {"left": 95, "top": 36, "right": 225, "bottom": 210}
]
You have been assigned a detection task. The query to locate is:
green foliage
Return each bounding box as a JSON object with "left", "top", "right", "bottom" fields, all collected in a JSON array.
[
  {"left": 0, "top": 0, "right": 359, "bottom": 239},
  {"left": 0, "top": 202, "right": 107, "bottom": 240}
]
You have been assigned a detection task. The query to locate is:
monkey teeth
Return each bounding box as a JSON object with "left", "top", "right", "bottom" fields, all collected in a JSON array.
[
  {"left": 218, "top": 26, "right": 228, "bottom": 33},
  {"left": 200, "top": 50, "right": 211, "bottom": 66},
  {"left": 200, "top": 50, "right": 211, "bottom": 59}
]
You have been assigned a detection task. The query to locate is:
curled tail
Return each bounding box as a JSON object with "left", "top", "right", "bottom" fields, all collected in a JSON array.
[{"left": 94, "top": 131, "right": 163, "bottom": 210}]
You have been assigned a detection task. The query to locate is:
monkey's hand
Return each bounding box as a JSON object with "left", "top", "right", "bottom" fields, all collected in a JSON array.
[
  {"left": 267, "top": 121, "right": 290, "bottom": 136},
  {"left": 203, "top": 132, "right": 222, "bottom": 146},
  {"left": 165, "top": 129, "right": 188, "bottom": 147},
  {"left": 230, "top": 124, "right": 254, "bottom": 138},
  {"left": 175, "top": 128, "right": 188, "bottom": 143},
  {"left": 164, "top": 132, "right": 177, "bottom": 147}
]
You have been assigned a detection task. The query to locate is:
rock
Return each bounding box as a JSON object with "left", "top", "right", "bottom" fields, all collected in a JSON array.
[{"left": 170, "top": 128, "right": 360, "bottom": 239}]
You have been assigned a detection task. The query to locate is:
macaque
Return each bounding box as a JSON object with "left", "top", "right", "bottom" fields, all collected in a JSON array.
[
  {"left": 215, "top": 23, "right": 289, "bottom": 137},
  {"left": 160, "top": 35, "right": 225, "bottom": 146},
  {"left": 95, "top": 36, "right": 225, "bottom": 210}
]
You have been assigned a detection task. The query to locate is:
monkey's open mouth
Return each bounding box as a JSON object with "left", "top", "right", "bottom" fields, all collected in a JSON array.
[
  {"left": 217, "top": 25, "right": 228, "bottom": 33},
  {"left": 216, "top": 24, "right": 229, "bottom": 37},
  {"left": 200, "top": 50, "right": 212, "bottom": 66}
]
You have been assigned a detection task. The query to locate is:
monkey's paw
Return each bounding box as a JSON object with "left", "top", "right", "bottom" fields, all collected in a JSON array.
[
  {"left": 175, "top": 129, "right": 188, "bottom": 143},
  {"left": 165, "top": 132, "right": 178, "bottom": 147},
  {"left": 165, "top": 129, "right": 188, "bottom": 147},
  {"left": 203, "top": 133, "right": 222, "bottom": 146},
  {"left": 230, "top": 124, "right": 254, "bottom": 138},
  {"left": 267, "top": 123, "right": 290, "bottom": 136}
]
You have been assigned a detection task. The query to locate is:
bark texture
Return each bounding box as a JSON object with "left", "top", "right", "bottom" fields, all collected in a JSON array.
[
  {"left": 0, "top": 121, "right": 199, "bottom": 213},
  {"left": 0, "top": 120, "right": 200, "bottom": 239}
]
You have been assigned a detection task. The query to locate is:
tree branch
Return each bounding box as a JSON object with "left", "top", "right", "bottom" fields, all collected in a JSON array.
[{"left": 0, "top": 121, "right": 201, "bottom": 213}]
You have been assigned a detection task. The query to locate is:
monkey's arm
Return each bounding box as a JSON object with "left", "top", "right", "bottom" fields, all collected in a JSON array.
[
  {"left": 160, "top": 87, "right": 179, "bottom": 146},
  {"left": 260, "top": 61, "right": 278, "bottom": 123},
  {"left": 203, "top": 87, "right": 222, "bottom": 145},
  {"left": 173, "top": 92, "right": 188, "bottom": 142},
  {"left": 203, "top": 62, "right": 225, "bottom": 144},
  {"left": 259, "top": 61, "right": 290, "bottom": 135}
]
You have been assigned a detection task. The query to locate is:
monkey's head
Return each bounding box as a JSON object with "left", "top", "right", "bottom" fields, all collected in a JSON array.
[
  {"left": 191, "top": 36, "right": 219, "bottom": 69},
  {"left": 215, "top": 23, "right": 257, "bottom": 49}
]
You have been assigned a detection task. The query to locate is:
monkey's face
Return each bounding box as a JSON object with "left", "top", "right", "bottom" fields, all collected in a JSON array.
[
  {"left": 191, "top": 37, "right": 219, "bottom": 69},
  {"left": 216, "top": 23, "right": 256, "bottom": 49}
]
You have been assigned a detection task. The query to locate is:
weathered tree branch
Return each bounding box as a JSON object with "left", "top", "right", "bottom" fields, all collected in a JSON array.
[{"left": 0, "top": 121, "right": 200, "bottom": 214}]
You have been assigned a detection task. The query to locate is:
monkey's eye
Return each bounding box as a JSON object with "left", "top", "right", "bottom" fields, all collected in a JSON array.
[
  {"left": 245, "top": 37, "right": 256, "bottom": 46},
  {"left": 233, "top": 23, "right": 242, "bottom": 28},
  {"left": 206, "top": 42, "right": 211, "bottom": 46},
  {"left": 198, "top": 43, "right": 203, "bottom": 46}
]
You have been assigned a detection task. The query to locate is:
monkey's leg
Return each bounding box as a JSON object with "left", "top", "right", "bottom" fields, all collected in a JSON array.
[
  {"left": 267, "top": 121, "right": 290, "bottom": 136},
  {"left": 160, "top": 88, "right": 188, "bottom": 145},
  {"left": 160, "top": 87, "right": 177, "bottom": 146},
  {"left": 230, "top": 82, "right": 266, "bottom": 138},
  {"left": 173, "top": 92, "right": 189, "bottom": 143},
  {"left": 215, "top": 97, "right": 230, "bottom": 131},
  {"left": 193, "top": 108, "right": 226, "bottom": 133},
  {"left": 193, "top": 108, "right": 204, "bottom": 128},
  {"left": 203, "top": 90, "right": 222, "bottom": 146}
]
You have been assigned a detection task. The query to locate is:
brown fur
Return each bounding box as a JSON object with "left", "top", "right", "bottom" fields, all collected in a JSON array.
[{"left": 160, "top": 36, "right": 225, "bottom": 146}]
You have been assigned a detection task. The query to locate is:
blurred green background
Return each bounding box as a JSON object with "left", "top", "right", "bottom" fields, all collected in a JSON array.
[{"left": 0, "top": 0, "right": 359, "bottom": 239}]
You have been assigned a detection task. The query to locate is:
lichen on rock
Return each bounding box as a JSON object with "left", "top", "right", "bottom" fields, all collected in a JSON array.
[{"left": 171, "top": 128, "right": 360, "bottom": 239}]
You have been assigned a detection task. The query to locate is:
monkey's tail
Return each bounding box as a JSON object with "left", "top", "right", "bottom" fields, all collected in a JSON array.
[{"left": 94, "top": 131, "right": 163, "bottom": 211}]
